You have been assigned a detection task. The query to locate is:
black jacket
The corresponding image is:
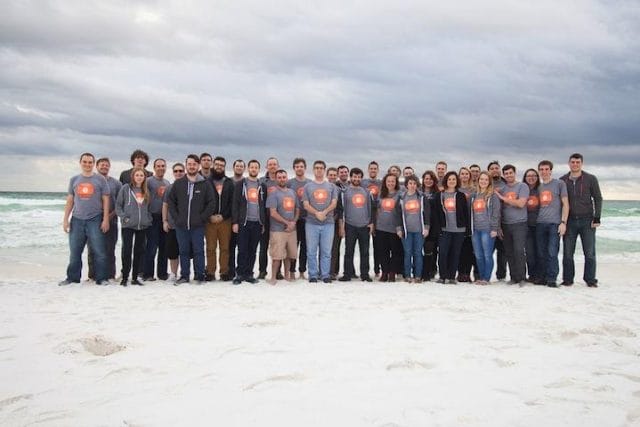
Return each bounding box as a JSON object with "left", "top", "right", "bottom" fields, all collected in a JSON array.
[
  {"left": 560, "top": 171, "right": 603, "bottom": 223},
  {"left": 208, "top": 175, "right": 235, "bottom": 220},
  {"left": 432, "top": 191, "right": 470, "bottom": 236},
  {"left": 231, "top": 178, "right": 267, "bottom": 225},
  {"left": 167, "top": 176, "right": 216, "bottom": 229}
]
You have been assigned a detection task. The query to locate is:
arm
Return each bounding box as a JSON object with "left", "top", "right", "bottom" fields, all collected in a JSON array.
[
  {"left": 591, "top": 175, "right": 603, "bottom": 226},
  {"left": 62, "top": 195, "right": 74, "bottom": 233},
  {"left": 559, "top": 195, "right": 569, "bottom": 236},
  {"left": 101, "top": 195, "right": 110, "bottom": 232}
]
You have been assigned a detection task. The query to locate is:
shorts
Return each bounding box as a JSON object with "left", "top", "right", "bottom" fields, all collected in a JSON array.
[
  {"left": 165, "top": 228, "right": 179, "bottom": 259},
  {"left": 269, "top": 231, "right": 297, "bottom": 260}
]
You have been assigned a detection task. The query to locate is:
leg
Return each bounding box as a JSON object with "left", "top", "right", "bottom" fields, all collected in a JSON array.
[
  {"left": 472, "top": 231, "right": 486, "bottom": 281},
  {"left": 132, "top": 229, "right": 147, "bottom": 280},
  {"left": 228, "top": 230, "right": 238, "bottom": 279},
  {"left": 562, "top": 219, "right": 579, "bottom": 283},
  {"left": 343, "top": 224, "right": 357, "bottom": 278},
  {"left": 402, "top": 235, "right": 412, "bottom": 278},
  {"left": 143, "top": 215, "right": 160, "bottom": 278},
  {"left": 511, "top": 223, "right": 528, "bottom": 282},
  {"left": 191, "top": 226, "right": 206, "bottom": 281},
  {"left": 258, "top": 216, "right": 270, "bottom": 276},
  {"left": 247, "top": 222, "right": 261, "bottom": 279},
  {"left": 438, "top": 232, "right": 452, "bottom": 280},
  {"left": 156, "top": 214, "right": 168, "bottom": 279},
  {"left": 579, "top": 219, "right": 597, "bottom": 284},
  {"left": 205, "top": 222, "right": 216, "bottom": 276},
  {"left": 412, "top": 233, "right": 424, "bottom": 279},
  {"left": 86, "top": 216, "right": 108, "bottom": 282},
  {"left": 546, "top": 224, "right": 560, "bottom": 282},
  {"left": 175, "top": 228, "right": 192, "bottom": 280},
  {"left": 525, "top": 225, "right": 538, "bottom": 280},
  {"left": 494, "top": 237, "right": 507, "bottom": 280},
  {"left": 218, "top": 219, "right": 232, "bottom": 276},
  {"left": 319, "top": 223, "right": 335, "bottom": 280},
  {"left": 536, "top": 223, "right": 550, "bottom": 281},
  {"left": 66, "top": 217, "right": 87, "bottom": 282},
  {"left": 447, "top": 233, "right": 465, "bottom": 280},
  {"left": 305, "top": 223, "right": 320, "bottom": 280},
  {"left": 358, "top": 226, "right": 370, "bottom": 279},
  {"left": 120, "top": 228, "right": 134, "bottom": 280}
]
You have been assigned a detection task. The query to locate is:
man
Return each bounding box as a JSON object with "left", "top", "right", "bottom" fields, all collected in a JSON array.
[
  {"left": 436, "top": 161, "right": 448, "bottom": 188},
  {"left": 119, "top": 149, "right": 151, "bottom": 185},
  {"left": 162, "top": 163, "right": 185, "bottom": 282},
  {"left": 205, "top": 156, "right": 235, "bottom": 281},
  {"left": 232, "top": 160, "right": 266, "bottom": 284},
  {"left": 403, "top": 166, "right": 415, "bottom": 183},
  {"left": 258, "top": 157, "right": 279, "bottom": 279},
  {"left": 303, "top": 160, "right": 339, "bottom": 283},
  {"left": 267, "top": 170, "right": 300, "bottom": 285},
  {"left": 287, "top": 158, "right": 310, "bottom": 279},
  {"left": 167, "top": 154, "right": 216, "bottom": 285},
  {"left": 327, "top": 167, "right": 338, "bottom": 184},
  {"left": 361, "top": 161, "right": 382, "bottom": 276},
  {"left": 560, "top": 153, "right": 602, "bottom": 288},
  {"left": 387, "top": 165, "right": 401, "bottom": 178},
  {"left": 488, "top": 160, "right": 507, "bottom": 281},
  {"left": 228, "top": 159, "right": 245, "bottom": 280},
  {"left": 199, "top": 152, "right": 213, "bottom": 179},
  {"left": 494, "top": 164, "right": 529, "bottom": 285},
  {"left": 337, "top": 165, "right": 350, "bottom": 188},
  {"left": 143, "top": 158, "right": 170, "bottom": 281},
  {"left": 535, "top": 160, "right": 569, "bottom": 287},
  {"left": 338, "top": 168, "right": 375, "bottom": 282},
  {"left": 88, "top": 157, "right": 121, "bottom": 281},
  {"left": 59, "top": 153, "right": 111, "bottom": 286},
  {"left": 469, "top": 164, "right": 481, "bottom": 186},
  {"left": 331, "top": 165, "right": 349, "bottom": 279}
]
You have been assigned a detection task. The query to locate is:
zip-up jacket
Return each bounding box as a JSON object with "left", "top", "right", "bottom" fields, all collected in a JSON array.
[
  {"left": 115, "top": 184, "right": 153, "bottom": 230},
  {"left": 560, "top": 171, "right": 603, "bottom": 223},
  {"left": 396, "top": 191, "right": 430, "bottom": 236},
  {"left": 432, "top": 191, "right": 470, "bottom": 235},
  {"left": 167, "top": 175, "right": 216, "bottom": 230},
  {"left": 469, "top": 192, "right": 501, "bottom": 233},
  {"left": 231, "top": 178, "right": 267, "bottom": 225},
  {"left": 209, "top": 175, "right": 235, "bottom": 220}
]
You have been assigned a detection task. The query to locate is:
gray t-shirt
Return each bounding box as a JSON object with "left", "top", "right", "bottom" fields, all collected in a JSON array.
[
  {"left": 376, "top": 192, "right": 400, "bottom": 233},
  {"left": 245, "top": 179, "right": 260, "bottom": 221},
  {"left": 104, "top": 176, "right": 122, "bottom": 216},
  {"left": 400, "top": 192, "right": 424, "bottom": 233},
  {"left": 68, "top": 173, "right": 110, "bottom": 220},
  {"left": 302, "top": 181, "right": 338, "bottom": 225},
  {"left": 342, "top": 186, "right": 372, "bottom": 228},
  {"left": 526, "top": 187, "right": 539, "bottom": 227},
  {"left": 266, "top": 187, "right": 297, "bottom": 232},
  {"left": 537, "top": 179, "right": 568, "bottom": 224},
  {"left": 162, "top": 183, "right": 175, "bottom": 229},
  {"left": 500, "top": 182, "right": 529, "bottom": 224},
  {"left": 442, "top": 191, "right": 465, "bottom": 233},
  {"left": 361, "top": 178, "right": 382, "bottom": 200},
  {"left": 472, "top": 193, "right": 501, "bottom": 232},
  {"left": 287, "top": 177, "right": 310, "bottom": 218},
  {"left": 147, "top": 176, "right": 170, "bottom": 214}
]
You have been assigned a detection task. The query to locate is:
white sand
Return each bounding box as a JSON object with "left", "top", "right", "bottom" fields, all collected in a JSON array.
[{"left": 1, "top": 248, "right": 639, "bottom": 426}]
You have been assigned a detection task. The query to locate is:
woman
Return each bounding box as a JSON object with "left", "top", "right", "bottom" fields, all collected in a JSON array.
[
  {"left": 470, "top": 172, "right": 501, "bottom": 284},
  {"left": 523, "top": 168, "right": 541, "bottom": 284},
  {"left": 457, "top": 167, "right": 475, "bottom": 282},
  {"left": 433, "top": 171, "right": 469, "bottom": 284},
  {"left": 374, "top": 174, "right": 403, "bottom": 282},
  {"left": 396, "top": 175, "right": 429, "bottom": 283},
  {"left": 116, "top": 167, "right": 153, "bottom": 286},
  {"left": 421, "top": 170, "right": 439, "bottom": 281}
]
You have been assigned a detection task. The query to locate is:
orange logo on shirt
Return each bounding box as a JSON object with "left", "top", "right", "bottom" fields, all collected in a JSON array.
[
  {"left": 540, "top": 190, "right": 553, "bottom": 207},
  {"left": 282, "top": 196, "right": 295, "bottom": 212},
  {"left": 505, "top": 192, "right": 517, "bottom": 200},
  {"left": 157, "top": 186, "right": 166, "bottom": 197},
  {"left": 368, "top": 184, "right": 379, "bottom": 197},
  {"left": 405, "top": 199, "right": 420, "bottom": 214},
  {"left": 247, "top": 187, "right": 259, "bottom": 203},
  {"left": 267, "top": 185, "right": 277, "bottom": 194},
  {"left": 215, "top": 184, "right": 223, "bottom": 194},
  {"left": 77, "top": 183, "right": 95, "bottom": 199},
  {"left": 296, "top": 187, "right": 305, "bottom": 199},
  {"left": 444, "top": 197, "right": 456, "bottom": 212},
  {"left": 381, "top": 198, "right": 395, "bottom": 212},
  {"left": 352, "top": 193, "right": 366, "bottom": 208},
  {"left": 135, "top": 193, "right": 145, "bottom": 204},
  {"left": 527, "top": 195, "right": 539, "bottom": 211},
  {"left": 313, "top": 189, "right": 329, "bottom": 204},
  {"left": 473, "top": 198, "right": 486, "bottom": 213}
]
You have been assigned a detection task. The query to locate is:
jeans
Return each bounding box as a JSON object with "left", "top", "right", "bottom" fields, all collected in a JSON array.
[
  {"left": 457, "top": 235, "right": 475, "bottom": 278},
  {"left": 402, "top": 231, "right": 424, "bottom": 279},
  {"left": 306, "top": 222, "right": 335, "bottom": 280},
  {"left": 343, "top": 223, "right": 370, "bottom": 278},
  {"left": 438, "top": 231, "right": 465, "bottom": 280},
  {"left": 563, "top": 217, "right": 597, "bottom": 284},
  {"left": 237, "top": 221, "right": 261, "bottom": 279},
  {"left": 144, "top": 213, "right": 167, "bottom": 279},
  {"left": 88, "top": 217, "right": 118, "bottom": 279},
  {"left": 536, "top": 222, "right": 561, "bottom": 282},
  {"left": 472, "top": 230, "right": 495, "bottom": 281},
  {"left": 375, "top": 230, "right": 403, "bottom": 274},
  {"left": 290, "top": 218, "right": 308, "bottom": 273},
  {"left": 121, "top": 228, "right": 146, "bottom": 280},
  {"left": 525, "top": 225, "right": 538, "bottom": 279},
  {"left": 175, "top": 226, "right": 206, "bottom": 281},
  {"left": 66, "top": 215, "right": 107, "bottom": 282},
  {"left": 502, "top": 222, "right": 528, "bottom": 282}
]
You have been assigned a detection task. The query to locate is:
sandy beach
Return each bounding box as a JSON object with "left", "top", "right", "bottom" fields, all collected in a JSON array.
[{"left": 1, "top": 247, "right": 639, "bottom": 427}]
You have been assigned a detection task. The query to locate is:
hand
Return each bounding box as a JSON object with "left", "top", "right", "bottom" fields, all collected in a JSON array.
[
  {"left": 369, "top": 224, "right": 375, "bottom": 235},
  {"left": 232, "top": 224, "right": 239, "bottom": 233},
  {"left": 315, "top": 211, "right": 326, "bottom": 222},
  {"left": 591, "top": 221, "right": 600, "bottom": 229},
  {"left": 558, "top": 223, "right": 567, "bottom": 236},
  {"left": 101, "top": 219, "right": 110, "bottom": 233},
  {"left": 163, "top": 221, "right": 170, "bottom": 233},
  {"left": 396, "top": 230, "right": 404, "bottom": 239},
  {"left": 422, "top": 229, "right": 429, "bottom": 238},
  {"left": 497, "top": 229, "right": 504, "bottom": 239},
  {"left": 63, "top": 219, "right": 70, "bottom": 233},
  {"left": 490, "top": 230, "right": 497, "bottom": 238},
  {"left": 339, "top": 225, "right": 345, "bottom": 238}
]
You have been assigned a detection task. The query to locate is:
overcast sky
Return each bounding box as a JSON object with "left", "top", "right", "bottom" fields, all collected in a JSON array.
[{"left": 1, "top": 1, "right": 639, "bottom": 198}]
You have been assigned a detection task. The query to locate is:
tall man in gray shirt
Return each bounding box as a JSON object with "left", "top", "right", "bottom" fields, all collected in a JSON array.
[{"left": 143, "top": 158, "right": 170, "bottom": 281}]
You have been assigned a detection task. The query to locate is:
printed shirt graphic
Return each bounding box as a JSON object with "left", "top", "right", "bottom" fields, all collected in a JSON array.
[
  {"left": 444, "top": 197, "right": 456, "bottom": 212},
  {"left": 402, "top": 193, "right": 423, "bottom": 233},
  {"left": 381, "top": 197, "right": 396, "bottom": 212},
  {"left": 266, "top": 188, "right": 297, "bottom": 231},
  {"left": 473, "top": 198, "right": 486, "bottom": 213},
  {"left": 245, "top": 180, "right": 260, "bottom": 221},
  {"left": 537, "top": 179, "right": 567, "bottom": 224},
  {"left": 214, "top": 179, "right": 224, "bottom": 195},
  {"left": 135, "top": 192, "right": 145, "bottom": 205},
  {"left": 367, "top": 183, "right": 379, "bottom": 198},
  {"left": 527, "top": 194, "right": 540, "bottom": 211},
  {"left": 313, "top": 189, "right": 329, "bottom": 205},
  {"left": 302, "top": 181, "right": 336, "bottom": 225},
  {"left": 247, "top": 187, "right": 259, "bottom": 204},
  {"left": 352, "top": 193, "right": 366, "bottom": 208},
  {"left": 405, "top": 199, "right": 420, "bottom": 214},
  {"left": 376, "top": 193, "right": 399, "bottom": 233},
  {"left": 77, "top": 182, "right": 95, "bottom": 199},
  {"left": 500, "top": 182, "right": 529, "bottom": 224},
  {"left": 539, "top": 190, "right": 553, "bottom": 207},
  {"left": 69, "top": 173, "right": 109, "bottom": 220}
]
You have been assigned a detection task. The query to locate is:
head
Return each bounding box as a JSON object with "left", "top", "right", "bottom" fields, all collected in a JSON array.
[
  {"left": 96, "top": 157, "right": 110, "bottom": 176},
  {"left": 477, "top": 171, "right": 493, "bottom": 194},
  {"left": 247, "top": 160, "right": 261, "bottom": 178},
  {"left": 568, "top": 153, "right": 583, "bottom": 174},
  {"left": 213, "top": 156, "right": 226, "bottom": 175},
  {"left": 293, "top": 158, "right": 307, "bottom": 177},
  {"left": 436, "top": 161, "right": 448, "bottom": 179},
  {"left": 172, "top": 162, "right": 185, "bottom": 181},
  {"left": 387, "top": 165, "right": 401, "bottom": 177},
  {"left": 502, "top": 164, "right": 517, "bottom": 184},
  {"left": 487, "top": 161, "right": 501, "bottom": 179},
  {"left": 421, "top": 170, "right": 438, "bottom": 193},
  {"left": 266, "top": 157, "right": 279, "bottom": 175},
  {"left": 337, "top": 165, "right": 349, "bottom": 183},
  {"left": 523, "top": 168, "right": 539, "bottom": 189},
  {"left": 469, "top": 164, "right": 481, "bottom": 182},
  {"left": 404, "top": 175, "right": 420, "bottom": 193},
  {"left": 200, "top": 153, "right": 212, "bottom": 171},
  {"left": 326, "top": 166, "right": 337, "bottom": 183},
  {"left": 153, "top": 158, "right": 166, "bottom": 178},
  {"left": 232, "top": 159, "right": 245, "bottom": 177},
  {"left": 368, "top": 161, "right": 379, "bottom": 179},
  {"left": 130, "top": 149, "right": 149, "bottom": 168},
  {"left": 537, "top": 160, "right": 553, "bottom": 182},
  {"left": 276, "top": 169, "right": 288, "bottom": 187},
  {"left": 313, "top": 160, "right": 327, "bottom": 181},
  {"left": 403, "top": 166, "right": 415, "bottom": 178},
  {"left": 131, "top": 167, "right": 148, "bottom": 187},
  {"left": 458, "top": 167, "right": 471, "bottom": 185},
  {"left": 380, "top": 173, "right": 399, "bottom": 198},
  {"left": 443, "top": 171, "right": 460, "bottom": 191},
  {"left": 79, "top": 152, "right": 95, "bottom": 174},
  {"left": 185, "top": 154, "right": 201, "bottom": 177},
  {"left": 350, "top": 167, "right": 363, "bottom": 187}
]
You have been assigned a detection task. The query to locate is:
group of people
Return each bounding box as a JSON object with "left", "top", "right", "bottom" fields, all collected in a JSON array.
[{"left": 59, "top": 150, "right": 602, "bottom": 289}]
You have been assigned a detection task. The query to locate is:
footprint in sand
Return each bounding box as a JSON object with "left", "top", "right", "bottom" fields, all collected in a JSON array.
[
  {"left": 53, "top": 335, "right": 126, "bottom": 357},
  {"left": 243, "top": 373, "right": 305, "bottom": 391},
  {"left": 0, "top": 394, "right": 32, "bottom": 410},
  {"left": 386, "top": 359, "right": 435, "bottom": 371},
  {"left": 242, "top": 320, "right": 281, "bottom": 328}
]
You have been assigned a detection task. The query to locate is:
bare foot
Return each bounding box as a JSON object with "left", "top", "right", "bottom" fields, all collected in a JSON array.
[{"left": 267, "top": 278, "right": 277, "bottom": 286}]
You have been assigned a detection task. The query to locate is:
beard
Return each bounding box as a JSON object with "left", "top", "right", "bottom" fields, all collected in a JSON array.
[{"left": 212, "top": 170, "right": 226, "bottom": 180}]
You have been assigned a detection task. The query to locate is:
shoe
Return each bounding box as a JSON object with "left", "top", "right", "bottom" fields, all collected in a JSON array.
[
  {"left": 457, "top": 274, "right": 471, "bottom": 283},
  {"left": 157, "top": 275, "right": 169, "bottom": 281},
  {"left": 508, "top": 280, "right": 520, "bottom": 285},
  {"left": 276, "top": 272, "right": 284, "bottom": 280},
  {"left": 120, "top": 278, "right": 128, "bottom": 287},
  {"left": 330, "top": 274, "right": 337, "bottom": 281},
  {"left": 361, "top": 276, "right": 373, "bottom": 282},
  {"left": 404, "top": 278, "right": 412, "bottom": 283},
  {"left": 96, "top": 279, "right": 113, "bottom": 286},
  {"left": 142, "top": 276, "right": 156, "bottom": 282},
  {"left": 547, "top": 281, "right": 559, "bottom": 288},
  {"left": 560, "top": 281, "right": 574, "bottom": 287},
  {"left": 298, "top": 272, "right": 307, "bottom": 280},
  {"left": 437, "top": 278, "right": 446, "bottom": 284},
  {"left": 323, "top": 278, "right": 332, "bottom": 284},
  {"left": 388, "top": 273, "right": 396, "bottom": 282},
  {"left": 167, "top": 273, "right": 177, "bottom": 282},
  {"left": 338, "top": 276, "right": 351, "bottom": 282},
  {"left": 204, "top": 273, "right": 215, "bottom": 281},
  {"left": 258, "top": 272, "right": 267, "bottom": 280},
  {"left": 446, "top": 279, "right": 457, "bottom": 285},
  {"left": 232, "top": 278, "right": 242, "bottom": 285},
  {"left": 309, "top": 278, "right": 318, "bottom": 283},
  {"left": 58, "top": 279, "right": 78, "bottom": 286},
  {"left": 497, "top": 278, "right": 506, "bottom": 282},
  {"left": 175, "top": 277, "right": 189, "bottom": 285},
  {"left": 245, "top": 277, "right": 259, "bottom": 284},
  {"left": 587, "top": 281, "right": 598, "bottom": 288},
  {"left": 414, "top": 279, "right": 423, "bottom": 284},
  {"left": 131, "top": 278, "right": 144, "bottom": 286},
  {"left": 220, "top": 273, "right": 231, "bottom": 281}
]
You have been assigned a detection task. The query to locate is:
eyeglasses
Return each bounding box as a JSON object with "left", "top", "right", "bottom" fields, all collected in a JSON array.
[{"left": 173, "top": 169, "right": 185, "bottom": 173}]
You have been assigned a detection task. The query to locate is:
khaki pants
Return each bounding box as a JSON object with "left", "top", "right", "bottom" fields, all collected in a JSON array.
[{"left": 205, "top": 218, "right": 232, "bottom": 275}]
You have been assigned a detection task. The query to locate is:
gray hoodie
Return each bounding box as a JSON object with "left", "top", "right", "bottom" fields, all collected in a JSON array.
[{"left": 116, "top": 184, "right": 153, "bottom": 230}]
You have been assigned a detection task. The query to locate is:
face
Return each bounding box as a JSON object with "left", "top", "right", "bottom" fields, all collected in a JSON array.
[
  {"left": 314, "top": 164, "right": 326, "bottom": 180},
  {"left": 338, "top": 167, "right": 349, "bottom": 182},
  {"left": 200, "top": 156, "right": 212, "bottom": 171},
  {"left": 213, "top": 159, "right": 226, "bottom": 174},
  {"left": 538, "top": 164, "right": 552, "bottom": 181},
  {"left": 80, "top": 155, "right": 95, "bottom": 173},
  {"left": 569, "top": 157, "right": 583, "bottom": 173},
  {"left": 173, "top": 165, "right": 185, "bottom": 180},
  {"left": 525, "top": 171, "right": 538, "bottom": 187},
  {"left": 233, "top": 162, "right": 245, "bottom": 176},
  {"left": 446, "top": 175, "right": 458, "bottom": 189},
  {"left": 503, "top": 168, "right": 516, "bottom": 184},
  {"left": 267, "top": 158, "right": 279, "bottom": 174},
  {"left": 133, "top": 170, "right": 146, "bottom": 186},
  {"left": 276, "top": 172, "right": 288, "bottom": 187},
  {"left": 436, "top": 163, "right": 447, "bottom": 178},
  {"left": 478, "top": 174, "right": 490, "bottom": 189},
  {"left": 488, "top": 164, "right": 501, "bottom": 178},
  {"left": 133, "top": 156, "right": 146, "bottom": 168},
  {"left": 389, "top": 166, "right": 400, "bottom": 177},
  {"left": 459, "top": 169, "right": 470, "bottom": 184},
  {"left": 423, "top": 174, "right": 433, "bottom": 189},
  {"left": 327, "top": 169, "right": 337, "bottom": 183},
  {"left": 403, "top": 168, "right": 414, "bottom": 178},
  {"left": 185, "top": 158, "right": 200, "bottom": 176},
  {"left": 470, "top": 167, "right": 480, "bottom": 181},
  {"left": 248, "top": 162, "right": 260, "bottom": 178},
  {"left": 385, "top": 175, "right": 397, "bottom": 191},
  {"left": 368, "top": 164, "right": 378, "bottom": 179},
  {"left": 350, "top": 173, "right": 362, "bottom": 187},
  {"left": 154, "top": 160, "right": 166, "bottom": 177},
  {"left": 406, "top": 179, "right": 417, "bottom": 192},
  {"left": 96, "top": 160, "right": 110, "bottom": 176},
  {"left": 294, "top": 162, "right": 306, "bottom": 177}
]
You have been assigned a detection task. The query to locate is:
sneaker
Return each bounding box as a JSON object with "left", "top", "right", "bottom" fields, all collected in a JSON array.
[
  {"left": 298, "top": 272, "right": 307, "bottom": 280},
  {"left": 232, "top": 278, "right": 242, "bottom": 285},
  {"left": 258, "top": 272, "right": 267, "bottom": 280},
  {"left": 175, "top": 277, "right": 189, "bottom": 285},
  {"left": 338, "top": 276, "right": 351, "bottom": 282},
  {"left": 130, "top": 279, "right": 144, "bottom": 286},
  {"left": 547, "top": 281, "right": 559, "bottom": 288},
  {"left": 560, "top": 281, "right": 574, "bottom": 287},
  {"left": 220, "top": 273, "right": 232, "bottom": 281},
  {"left": 587, "top": 281, "right": 598, "bottom": 288},
  {"left": 414, "top": 279, "right": 423, "bottom": 284},
  {"left": 508, "top": 280, "right": 520, "bottom": 285},
  {"left": 446, "top": 279, "right": 457, "bottom": 285},
  {"left": 58, "top": 279, "right": 77, "bottom": 286},
  {"left": 437, "top": 278, "right": 446, "bottom": 284},
  {"left": 276, "top": 272, "right": 284, "bottom": 280},
  {"left": 379, "top": 273, "right": 388, "bottom": 282},
  {"left": 322, "top": 278, "right": 332, "bottom": 284},
  {"left": 361, "top": 276, "right": 373, "bottom": 282},
  {"left": 309, "top": 278, "right": 318, "bottom": 283},
  {"left": 245, "top": 277, "right": 259, "bottom": 284},
  {"left": 120, "top": 278, "right": 128, "bottom": 287},
  {"left": 204, "top": 273, "right": 215, "bottom": 281},
  {"left": 388, "top": 273, "right": 396, "bottom": 282},
  {"left": 167, "top": 273, "right": 177, "bottom": 282}
]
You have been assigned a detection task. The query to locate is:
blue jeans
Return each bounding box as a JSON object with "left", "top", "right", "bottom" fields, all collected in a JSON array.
[
  {"left": 144, "top": 213, "right": 167, "bottom": 279},
  {"left": 536, "top": 222, "right": 560, "bottom": 282},
  {"left": 472, "top": 230, "right": 495, "bottom": 281},
  {"left": 402, "top": 231, "right": 424, "bottom": 279},
  {"left": 306, "top": 222, "right": 334, "bottom": 280},
  {"left": 66, "top": 215, "right": 107, "bottom": 282},
  {"left": 563, "top": 217, "right": 597, "bottom": 283},
  {"left": 175, "top": 226, "right": 205, "bottom": 281},
  {"left": 438, "top": 231, "right": 465, "bottom": 280}
]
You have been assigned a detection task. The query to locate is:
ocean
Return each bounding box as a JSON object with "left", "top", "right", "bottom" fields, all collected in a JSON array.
[{"left": 0, "top": 191, "right": 638, "bottom": 262}]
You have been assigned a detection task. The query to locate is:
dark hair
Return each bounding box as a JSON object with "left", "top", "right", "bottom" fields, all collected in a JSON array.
[
  {"left": 130, "top": 149, "right": 149, "bottom": 166},
  {"left": 569, "top": 153, "right": 583, "bottom": 161},
  {"left": 185, "top": 154, "right": 200, "bottom": 164},
  {"left": 436, "top": 161, "right": 447, "bottom": 168},
  {"left": 469, "top": 164, "right": 480, "bottom": 170},
  {"left": 404, "top": 174, "right": 420, "bottom": 190},
  {"left": 442, "top": 171, "right": 460, "bottom": 190},
  {"left": 403, "top": 166, "right": 415, "bottom": 174},
  {"left": 172, "top": 162, "right": 184, "bottom": 172},
  {"left": 337, "top": 165, "right": 349, "bottom": 172},
  {"left": 214, "top": 156, "right": 226, "bottom": 164},
  {"left": 538, "top": 160, "right": 553, "bottom": 170},
  {"left": 79, "top": 152, "right": 95, "bottom": 161},
  {"left": 276, "top": 169, "right": 287, "bottom": 176},
  {"left": 96, "top": 157, "right": 110, "bottom": 165},
  {"left": 350, "top": 167, "right": 363, "bottom": 177},
  {"left": 293, "top": 157, "right": 306, "bottom": 168},
  {"left": 153, "top": 158, "right": 166, "bottom": 167},
  {"left": 326, "top": 166, "right": 337, "bottom": 174},
  {"left": 266, "top": 157, "right": 279, "bottom": 166},
  {"left": 487, "top": 160, "right": 500, "bottom": 170},
  {"left": 368, "top": 161, "right": 379, "bottom": 167},
  {"left": 523, "top": 168, "right": 539, "bottom": 188},
  {"left": 314, "top": 160, "right": 327, "bottom": 169},
  {"left": 421, "top": 170, "right": 439, "bottom": 193},
  {"left": 200, "top": 152, "right": 212, "bottom": 161},
  {"left": 233, "top": 159, "right": 245, "bottom": 167},
  {"left": 502, "top": 164, "right": 516, "bottom": 173},
  {"left": 380, "top": 173, "right": 399, "bottom": 198},
  {"left": 248, "top": 159, "right": 261, "bottom": 168}
]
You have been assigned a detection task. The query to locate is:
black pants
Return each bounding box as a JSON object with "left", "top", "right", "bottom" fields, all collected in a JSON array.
[
  {"left": 331, "top": 221, "right": 343, "bottom": 277},
  {"left": 228, "top": 230, "right": 238, "bottom": 278},
  {"left": 343, "top": 224, "right": 370, "bottom": 278},
  {"left": 375, "top": 230, "right": 403, "bottom": 274},
  {"left": 237, "top": 221, "right": 261, "bottom": 279},
  {"left": 438, "top": 232, "right": 465, "bottom": 280},
  {"left": 258, "top": 215, "right": 270, "bottom": 274},
  {"left": 494, "top": 238, "right": 507, "bottom": 280},
  {"left": 121, "top": 228, "right": 146, "bottom": 280},
  {"left": 457, "top": 235, "right": 475, "bottom": 278},
  {"left": 290, "top": 218, "right": 308, "bottom": 273},
  {"left": 422, "top": 237, "right": 438, "bottom": 279}
]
